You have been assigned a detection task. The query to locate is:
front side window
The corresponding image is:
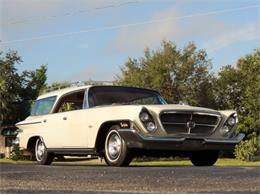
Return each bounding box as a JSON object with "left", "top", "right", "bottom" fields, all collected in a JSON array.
[
  {"left": 31, "top": 96, "right": 57, "bottom": 116},
  {"left": 53, "top": 91, "right": 85, "bottom": 113}
]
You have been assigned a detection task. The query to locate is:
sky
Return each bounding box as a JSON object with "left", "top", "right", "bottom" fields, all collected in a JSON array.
[{"left": 0, "top": 0, "right": 259, "bottom": 84}]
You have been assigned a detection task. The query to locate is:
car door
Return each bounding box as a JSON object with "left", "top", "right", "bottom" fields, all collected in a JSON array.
[
  {"left": 42, "top": 90, "right": 89, "bottom": 148},
  {"left": 42, "top": 110, "right": 88, "bottom": 148}
]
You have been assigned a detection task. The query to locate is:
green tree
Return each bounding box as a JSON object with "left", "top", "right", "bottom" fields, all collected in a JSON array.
[
  {"left": 214, "top": 49, "right": 260, "bottom": 160},
  {"left": 0, "top": 51, "right": 22, "bottom": 123},
  {"left": 116, "top": 40, "right": 215, "bottom": 108},
  {"left": 0, "top": 51, "right": 47, "bottom": 125},
  {"left": 16, "top": 65, "right": 47, "bottom": 121}
]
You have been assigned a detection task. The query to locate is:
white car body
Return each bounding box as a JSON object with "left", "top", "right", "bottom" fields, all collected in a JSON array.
[{"left": 16, "top": 85, "right": 244, "bottom": 166}]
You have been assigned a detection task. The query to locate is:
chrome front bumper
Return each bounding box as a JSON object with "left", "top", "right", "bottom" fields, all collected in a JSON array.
[{"left": 118, "top": 129, "right": 245, "bottom": 151}]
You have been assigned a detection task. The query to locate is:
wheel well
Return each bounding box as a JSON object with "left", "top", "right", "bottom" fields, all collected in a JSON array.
[
  {"left": 27, "top": 136, "right": 39, "bottom": 152},
  {"left": 95, "top": 121, "right": 119, "bottom": 155}
]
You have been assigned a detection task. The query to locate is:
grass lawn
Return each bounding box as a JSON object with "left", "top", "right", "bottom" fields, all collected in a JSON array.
[
  {"left": 132, "top": 158, "right": 260, "bottom": 166},
  {"left": 1, "top": 158, "right": 260, "bottom": 166},
  {"left": 0, "top": 158, "right": 34, "bottom": 164}
]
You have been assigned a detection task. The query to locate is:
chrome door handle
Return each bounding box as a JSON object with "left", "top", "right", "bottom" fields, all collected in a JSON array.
[{"left": 63, "top": 117, "right": 67, "bottom": 120}]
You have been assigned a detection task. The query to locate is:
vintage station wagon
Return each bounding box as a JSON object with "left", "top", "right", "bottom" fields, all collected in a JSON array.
[{"left": 16, "top": 85, "right": 244, "bottom": 166}]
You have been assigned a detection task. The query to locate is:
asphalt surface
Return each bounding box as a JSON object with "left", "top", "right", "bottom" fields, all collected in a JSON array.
[{"left": 0, "top": 163, "right": 259, "bottom": 193}]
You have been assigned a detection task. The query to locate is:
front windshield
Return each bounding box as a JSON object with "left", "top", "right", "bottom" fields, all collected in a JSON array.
[
  {"left": 31, "top": 96, "right": 57, "bottom": 116},
  {"left": 88, "top": 86, "right": 167, "bottom": 107}
]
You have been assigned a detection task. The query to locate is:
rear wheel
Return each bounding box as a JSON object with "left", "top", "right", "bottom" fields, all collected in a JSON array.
[
  {"left": 35, "top": 138, "right": 54, "bottom": 165},
  {"left": 104, "top": 125, "right": 133, "bottom": 166},
  {"left": 190, "top": 151, "right": 219, "bottom": 166}
]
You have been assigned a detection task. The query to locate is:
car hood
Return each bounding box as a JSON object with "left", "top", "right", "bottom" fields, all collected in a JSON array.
[{"left": 142, "top": 104, "right": 221, "bottom": 115}]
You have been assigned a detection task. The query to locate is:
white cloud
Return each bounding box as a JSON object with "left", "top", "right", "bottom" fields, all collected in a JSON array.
[
  {"left": 203, "top": 23, "right": 260, "bottom": 54},
  {"left": 111, "top": 5, "right": 231, "bottom": 53},
  {"left": 112, "top": 6, "right": 180, "bottom": 52},
  {"left": 111, "top": 5, "right": 259, "bottom": 54}
]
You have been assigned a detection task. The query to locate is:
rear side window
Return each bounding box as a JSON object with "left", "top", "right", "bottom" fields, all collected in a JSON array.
[{"left": 31, "top": 96, "right": 57, "bottom": 116}]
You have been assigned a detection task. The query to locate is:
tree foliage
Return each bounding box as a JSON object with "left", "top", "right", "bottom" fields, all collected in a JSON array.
[
  {"left": 0, "top": 50, "right": 47, "bottom": 125},
  {"left": 0, "top": 51, "right": 21, "bottom": 123},
  {"left": 214, "top": 49, "right": 260, "bottom": 160},
  {"left": 214, "top": 49, "right": 260, "bottom": 138},
  {"left": 116, "top": 40, "right": 215, "bottom": 108}
]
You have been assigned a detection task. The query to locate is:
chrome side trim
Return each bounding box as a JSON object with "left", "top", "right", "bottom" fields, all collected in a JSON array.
[
  {"left": 16, "top": 121, "right": 42, "bottom": 126},
  {"left": 83, "top": 87, "right": 90, "bottom": 109},
  {"left": 47, "top": 148, "right": 97, "bottom": 155}
]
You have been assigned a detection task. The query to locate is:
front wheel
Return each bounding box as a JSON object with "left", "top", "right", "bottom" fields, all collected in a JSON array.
[
  {"left": 35, "top": 138, "right": 54, "bottom": 165},
  {"left": 104, "top": 126, "right": 133, "bottom": 166},
  {"left": 190, "top": 151, "right": 219, "bottom": 166}
]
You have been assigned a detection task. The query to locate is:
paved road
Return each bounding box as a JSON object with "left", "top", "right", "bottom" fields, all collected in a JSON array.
[{"left": 0, "top": 163, "right": 259, "bottom": 193}]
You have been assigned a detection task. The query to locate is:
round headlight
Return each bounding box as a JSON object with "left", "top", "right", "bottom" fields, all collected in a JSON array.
[
  {"left": 227, "top": 117, "right": 236, "bottom": 126},
  {"left": 146, "top": 122, "right": 156, "bottom": 132},
  {"left": 140, "top": 112, "right": 149, "bottom": 122},
  {"left": 220, "top": 125, "right": 230, "bottom": 135}
]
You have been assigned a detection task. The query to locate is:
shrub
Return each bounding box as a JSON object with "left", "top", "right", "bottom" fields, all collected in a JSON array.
[
  {"left": 234, "top": 135, "right": 260, "bottom": 161},
  {"left": 9, "top": 144, "right": 23, "bottom": 161}
]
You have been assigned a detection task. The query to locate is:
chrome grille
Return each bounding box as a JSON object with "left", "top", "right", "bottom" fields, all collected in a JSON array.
[{"left": 160, "top": 111, "right": 220, "bottom": 135}]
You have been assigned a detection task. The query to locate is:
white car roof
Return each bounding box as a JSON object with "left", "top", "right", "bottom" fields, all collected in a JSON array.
[{"left": 37, "top": 85, "right": 91, "bottom": 100}]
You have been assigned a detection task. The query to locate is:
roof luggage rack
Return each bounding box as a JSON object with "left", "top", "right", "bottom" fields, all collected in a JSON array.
[{"left": 43, "top": 80, "right": 114, "bottom": 93}]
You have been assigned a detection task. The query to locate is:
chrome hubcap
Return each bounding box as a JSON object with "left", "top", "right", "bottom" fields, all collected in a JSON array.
[
  {"left": 36, "top": 140, "right": 45, "bottom": 161},
  {"left": 107, "top": 132, "right": 122, "bottom": 160}
]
